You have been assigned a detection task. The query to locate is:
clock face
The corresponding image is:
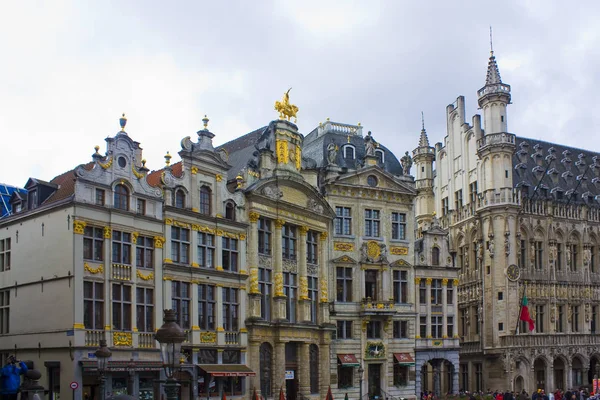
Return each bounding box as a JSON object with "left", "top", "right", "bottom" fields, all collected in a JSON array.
[{"left": 506, "top": 264, "right": 520, "bottom": 282}]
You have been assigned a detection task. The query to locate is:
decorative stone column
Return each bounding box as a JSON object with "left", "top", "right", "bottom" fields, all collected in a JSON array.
[
  {"left": 247, "top": 212, "right": 262, "bottom": 319},
  {"left": 273, "top": 219, "right": 287, "bottom": 321},
  {"left": 415, "top": 277, "right": 421, "bottom": 338},
  {"left": 442, "top": 278, "right": 448, "bottom": 338},
  {"left": 318, "top": 232, "right": 330, "bottom": 323},
  {"left": 298, "top": 226, "right": 311, "bottom": 322},
  {"left": 319, "top": 342, "right": 331, "bottom": 396},
  {"left": 298, "top": 343, "right": 311, "bottom": 396},
  {"left": 452, "top": 279, "right": 459, "bottom": 338},
  {"left": 566, "top": 361, "right": 573, "bottom": 391},
  {"left": 103, "top": 226, "right": 112, "bottom": 345},
  {"left": 426, "top": 278, "right": 432, "bottom": 338},
  {"left": 216, "top": 284, "right": 225, "bottom": 344},
  {"left": 274, "top": 341, "right": 287, "bottom": 396}
]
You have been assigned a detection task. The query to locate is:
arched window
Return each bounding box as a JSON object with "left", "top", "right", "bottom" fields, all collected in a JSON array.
[
  {"left": 225, "top": 201, "right": 236, "bottom": 221},
  {"left": 259, "top": 343, "right": 273, "bottom": 398},
  {"left": 114, "top": 184, "right": 129, "bottom": 211},
  {"left": 432, "top": 247, "right": 440, "bottom": 266},
  {"left": 375, "top": 149, "right": 385, "bottom": 164},
  {"left": 200, "top": 186, "right": 211, "bottom": 215},
  {"left": 175, "top": 189, "right": 186, "bottom": 209},
  {"left": 309, "top": 344, "right": 319, "bottom": 394},
  {"left": 343, "top": 145, "right": 355, "bottom": 160}
]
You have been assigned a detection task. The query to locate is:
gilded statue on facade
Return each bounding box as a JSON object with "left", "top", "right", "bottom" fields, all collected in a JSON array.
[{"left": 274, "top": 88, "right": 299, "bottom": 122}]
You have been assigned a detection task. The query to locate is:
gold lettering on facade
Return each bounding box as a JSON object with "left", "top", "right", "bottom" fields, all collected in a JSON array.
[
  {"left": 389, "top": 246, "right": 409, "bottom": 255},
  {"left": 334, "top": 242, "right": 354, "bottom": 252}
]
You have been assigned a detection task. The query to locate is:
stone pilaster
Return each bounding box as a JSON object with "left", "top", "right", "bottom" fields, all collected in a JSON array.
[
  {"left": 415, "top": 277, "right": 421, "bottom": 337},
  {"left": 442, "top": 278, "right": 449, "bottom": 337},
  {"left": 426, "top": 278, "right": 432, "bottom": 338},
  {"left": 274, "top": 341, "right": 287, "bottom": 395},
  {"left": 248, "top": 212, "right": 261, "bottom": 319},
  {"left": 319, "top": 342, "right": 331, "bottom": 396},
  {"left": 273, "top": 219, "right": 287, "bottom": 321},
  {"left": 319, "top": 232, "right": 330, "bottom": 323},
  {"left": 452, "top": 279, "right": 459, "bottom": 337},
  {"left": 298, "top": 226, "right": 311, "bottom": 322},
  {"left": 298, "top": 343, "right": 310, "bottom": 396}
]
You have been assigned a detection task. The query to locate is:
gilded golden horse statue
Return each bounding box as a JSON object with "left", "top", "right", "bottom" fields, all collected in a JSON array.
[{"left": 274, "top": 88, "right": 299, "bottom": 122}]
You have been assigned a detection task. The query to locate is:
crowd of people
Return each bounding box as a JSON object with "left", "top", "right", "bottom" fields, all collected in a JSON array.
[{"left": 419, "top": 388, "right": 599, "bottom": 400}]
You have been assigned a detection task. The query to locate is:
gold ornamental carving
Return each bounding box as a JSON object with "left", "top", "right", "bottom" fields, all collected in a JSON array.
[
  {"left": 249, "top": 212, "right": 260, "bottom": 223},
  {"left": 73, "top": 220, "right": 87, "bottom": 234},
  {"left": 131, "top": 231, "right": 139, "bottom": 243},
  {"left": 215, "top": 174, "right": 223, "bottom": 182},
  {"left": 425, "top": 278, "right": 432, "bottom": 285},
  {"left": 274, "top": 88, "right": 299, "bottom": 122},
  {"left": 299, "top": 276, "right": 309, "bottom": 300},
  {"left": 113, "top": 332, "right": 133, "bottom": 347},
  {"left": 415, "top": 277, "right": 421, "bottom": 284},
  {"left": 442, "top": 278, "right": 449, "bottom": 286},
  {"left": 320, "top": 279, "right": 328, "bottom": 303},
  {"left": 137, "top": 270, "right": 154, "bottom": 281},
  {"left": 84, "top": 263, "right": 103, "bottom": 274},
  {"left": 249, "top": 268, "right": 260, "bottom": 294},
  {"left": 132, "top": 164, "right": 144, "bottom": 179},
  {"left": 274, "top": 272, "right": 285, "bottom": 297},
  {"left": 153, "top": 236, "right": 166, "bottom": 248},
  {"left": 164, "top": 218, "right": 173, "bottom": 225},
  {"left": 276, "top": 140, "right": 289, "bottom": 164},
  {"left": 366, "top": 241, "right": 381, "bottom": 260},
  {"left": 299, "top": 226, "right": 309, "bottom": 236},
  {"left": 275, "top": 219, "right": 286, "bottom": 229},
  {"left": 103, "top": 226, "right": 112, "bottom": 239},
  {"left": 319, "top": 231, "right": 328, "bottom": 241},
  {"left": 295, "top": 146, "right": 301, "bottom": 170},
  {"left": 334, "top": 242, "right": 354, "bottom": 252},
  {"left": 200, "top": 331, "right": 217, "bottom": 343},
  {"left": 98, "top": 156, "right": 113, "bottom": 170},
  {"left": 389, "top": 246, "right": 409, "bottom": 256},
  {"left": 190, "top": 166, "right": 199, "bottom": 175},
  {"left": 453, "top": 279, "right": 459, "bottom": 285}
]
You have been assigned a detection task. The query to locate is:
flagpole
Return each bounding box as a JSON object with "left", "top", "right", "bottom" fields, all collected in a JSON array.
[{"left": 514, "top": 281, "right": 526, "bottom": 335}]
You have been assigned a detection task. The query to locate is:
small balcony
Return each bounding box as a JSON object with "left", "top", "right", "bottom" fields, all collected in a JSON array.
[
  {"left": 360, "top": 298, "right": 396, "bottom": 316},
  {"left": 112, "top": 263, "right": 132, "bottom": 281}
]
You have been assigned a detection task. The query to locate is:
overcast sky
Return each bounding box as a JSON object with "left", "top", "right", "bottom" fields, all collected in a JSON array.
[{"left": 3, "top": 1, "right": 600, "bottom": 186}]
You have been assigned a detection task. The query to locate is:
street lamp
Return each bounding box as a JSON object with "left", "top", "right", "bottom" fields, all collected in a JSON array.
[
  {"left": 95, "top": 339, "right": 112, "bottom": 400},
  {"left": 358, "top": 365, "right": 365, "bottom": 400},
  {"left": 155, "top": 309, "right": 186, "bottom": 400}
]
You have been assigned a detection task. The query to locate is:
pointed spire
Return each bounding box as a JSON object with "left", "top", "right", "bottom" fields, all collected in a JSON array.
[
  {"left": 485, "top": 52, "right": 503, "bottom": 86},
  {"left": 418, "top": 111, "right": 430, "bottom": 147},
  {"left": 478, "top": 27, "right": 511, "bottom": 102}
]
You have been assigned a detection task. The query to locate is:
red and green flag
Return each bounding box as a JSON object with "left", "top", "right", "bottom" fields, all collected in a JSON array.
[{"left": 519, "top": 294, "right": 535, "bottom": 332}]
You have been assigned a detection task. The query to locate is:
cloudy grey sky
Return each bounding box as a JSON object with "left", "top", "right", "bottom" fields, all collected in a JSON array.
[{"left": 2, "top": 1, "right": 600, "bottom": 185}]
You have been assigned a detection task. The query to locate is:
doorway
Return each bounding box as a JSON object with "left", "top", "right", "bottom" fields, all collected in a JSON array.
[
  {"left": 286, "top": 373, "right": 298, "bottom": 400},
  {"left": 514, "top": 376, "right": 524, "bottom": 393},
  {"left": 368, "top": 364, "right": 382, "bottom": 400}
]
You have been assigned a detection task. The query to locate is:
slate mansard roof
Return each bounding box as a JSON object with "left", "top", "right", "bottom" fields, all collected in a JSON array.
[{"left": 513, "top": 135, "right": 600, "bottom": 204}]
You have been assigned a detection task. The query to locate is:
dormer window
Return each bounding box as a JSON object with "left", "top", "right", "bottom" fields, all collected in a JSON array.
[
  {"left": 28, "top": 190, "right": 38, "bottom": 210},
  {"left": 114, "top": 184, "right": 129, "bottom": 211},
  {"left": 375, "top": 149, "right": 385, "bottom": 164},
  {"left": 432, "top": 247, "right": 440, "bottom": 266},
  {"left": 175, "top": 189, "right": 186, "bottom": 209},
  {"left": 343, "top": 145, "right": 355, "bottom": 160},
  {"left": 225, "top": 201, "right": 236, "bottom": 221}
]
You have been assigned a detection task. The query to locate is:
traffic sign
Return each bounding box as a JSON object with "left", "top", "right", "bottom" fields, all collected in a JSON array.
[{"left": 70, "top": 381, "right": 79, "bottom": 390}]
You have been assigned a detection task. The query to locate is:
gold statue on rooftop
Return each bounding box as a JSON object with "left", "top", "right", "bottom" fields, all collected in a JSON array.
[{"left": 274, "top": 88, "right": 299, "bottom": 123}]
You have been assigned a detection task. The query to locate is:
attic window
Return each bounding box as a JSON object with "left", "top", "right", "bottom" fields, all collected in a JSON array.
[
  {"left": 118, "top": 156, "right": 127, "bottom": 168},
  {"left": 28, "top": 190, "right": 38, "bottom": 210},
  {"left": 225, "top": 201, "right": 236, "bottom": 221},
  {"left": 343, "top": 145, "right": 355, "bottom": 160},
  {"left": 367, "top": 175, "right": 378, "bottom": 187},
  {"left": 375, "top": 149, "right": 385, "bottom": 164}
]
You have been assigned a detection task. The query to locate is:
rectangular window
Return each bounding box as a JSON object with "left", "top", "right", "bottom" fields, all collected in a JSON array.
[
  {"left": 83, "top": 281, "right": 104, "bottom": 330},
  {"left": 197, "top": 233, "right": 215, "bottom": 269},
  {"left": 447, "top": 316, "right": 454, "bottom": 337},
  {"left": 431, "top": 315, "right": 443, "bottom": 338},
  {"left": 0, "top": 290, "right": 9, "bottom": 334},
  {"left": 460, "top": 309, "right": 466, "bottom": 338},
  {"left": 336, "top": 267, "right": 352, "bottom": 302},
  {"left": 442, "top": 197, "right": 449, "bottom": 216},
  {"left": 366, "top": 320, "right": 381, "bottom": 339},
  {"left": 569, "top": 243, "right": 578, "bottom": 271},
  {"left": 112, "top": 230, "right": 132, "bottom": 265},
  {"left": 259, "top": 268, "right": 272, "bottom": 321},
  {"left": 222, "top": 287, "right": 239, "bottom": 331},
  {"left": 419, "top": 280, "right": 426, "bottom": 304},
  {"left": 337, "top": 366, "right": 353, "bottom": 389},
  {"left": 454, "top": 189, "right": 463, "bottom": 210},
  {"left": 336, "top": 320, "right": 352, "bottom": 339},
  {"left": 419, "top": 316, "right": 427, "bottom": 338},
  {"left": 393, "top": 364, "right": 408, "bottom": 387},
  {"left": 557, "top": 243, "right": 563, "bottom": 271},
  {"left": 282, "top": 225, "right": 297, "bottom": 260},
  {"left": 393, "top": 270, "right": 408, "bottom": 303},
  {"left": 592, "top": 306, "right": 597, "bottom": 334},
  {"left": 335, "top": 206, "right": 352, "bottom": 236},
  {"left": 307, "top": 231, "right": 318, "bottom": 264},
  {"left": 460, "top": 364, "right": 469, "bottom": 393},
  {"left": 459, "top": 246, "right": 467, "bottom": 273},
  {"left": 136, "top": 287, "right": 154, "bottom": 332},
  {"left": 519, "top": 239, "right": 527, "bottom": 269},
  {"left": 258, "top": 217, "right": 272, "bottom": 255},
  {"left": 83, "top": 227, "right": 104, "bottom": 261},
  {"left": 535, "top": 305, "right": 544, "bottom": 333},
  {"left": 95, "top": 189, "right": 105, "bottom": 206},
  {"left": 222, "top": 237, "right": 238, "bottom": 272},
  {"left": 391, "top": 212, "right": 406, "bottom": 240},
  {"left": 498, "top": 292, "right": 503, "bottom": 301},
  {"left": 469, "top": 182, "right": 478, "bottom": 204},
  {"left": 393, "top": 320, "right": 408, "bottom": 339},
  {"left": 198, "top": 284, "right": 216, "bottom": 331},
  {"left": 136, "top": 198, "right": 146, "bottom": 215},
  {"left": 474, "top": 306, "right": 480, "bottom": 334},
  {"left": 447, "top": 281, "right": 454, "bottom": 304},
  {"left": 136, "top": 236, "right": 154, "bottom": 269},
  {"left": 591, "top": 246, "right": 597, "bottom": 273},
  {"left": 171, "top": 227, "right": 190, "bottom": 264},
  {"left": 556, "top": 305, "right": 564, "bottom": 333},
  {"left": 308, "top": 276, "right": 318, "bottom": 323},
  {"left": 498, "top": 322, "right": 504, "bottom": 331},
  {"left": 572, "top": 305, "right": 579, "bottom": 332},
  {"left": 431, "top": 279, "right": 442, "bottom": 305},
  {"left": 475, "top": 364, "right": 483, "bottom": 392},
  {"left": 535, "top": 241, "right": 543, "bottom": 270},
  {"left": 172, "top": 281, "right": 191, "bottom": 329},
  {"left": 364, "top": 209, "right": 381, "bottom": 237},
  {"left": 112, "top": 284, "right": 132, "bottom": 331},
  {"left": 284, "top": 272, "right": 297, "bottom": 323},
  {"left": 0, "top": 238, "right": 10, "bottom": 272}
]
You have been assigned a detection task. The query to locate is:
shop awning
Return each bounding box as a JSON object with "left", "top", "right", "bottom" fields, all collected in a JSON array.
[
  {"left": 337, "top": 354, "right": 360, "bottom": 367},
  {"left": 393, "top": 353, "right": 415, "bottom": 365},
  {"left": 198, "top": 364, "right": 256, "bottom": 377}
]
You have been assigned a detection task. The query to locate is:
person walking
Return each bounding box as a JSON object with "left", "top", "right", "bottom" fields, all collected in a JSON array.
[{"left": 0, "top": 355, "right": 28, "bottom": 400}]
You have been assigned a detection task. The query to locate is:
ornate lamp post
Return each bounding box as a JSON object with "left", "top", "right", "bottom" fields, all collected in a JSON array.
[
  {"left": 358, "top": 365, "right": 365, "bottom": 400},
  {"left": 95, "top": 339, "right": 112, "bottom": 400},
  {"left": 155, "top": 309, "right": 186, "bottom": 400}
]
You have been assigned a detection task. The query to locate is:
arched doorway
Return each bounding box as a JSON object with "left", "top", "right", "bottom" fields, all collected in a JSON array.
[
  {"left": 515, "top": 376, "right": 524, "bottom": 393},
  {"left": 533, "top": 358, "right": 547, "bottom": 391},
  {"left": 553, "top": 358, "right": 565, "bottom": 391},
  {"left": 572, "top": 357, "right": 584, "bottom": 388},
  {"left": 587, "top": 355, "right": 600, "bottom": 387},
  {"left": 420, "top": 359, "right": 454, "bottom": 397}
]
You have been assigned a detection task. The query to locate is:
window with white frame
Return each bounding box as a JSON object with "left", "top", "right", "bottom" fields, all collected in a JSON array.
[
  {"left": 112, "top": 231, "right": 132, "bottom": 265},
  {"left": 136, "top": 236, "right": 154, "bottom": 269},
  {"left": 335, "top": 206, "right": 352, "bottom": 236},
  {"left": 84, "top": 227, "right": 104, "bottom": 262},
  {"left": 0, "top": 290, "right": 9, "bottom": 334},
  {"left": 343, "top": 145, "right": 355, "bottom": 160},
  {"left": 222, "top": 287, "right": 239, "bottom": 331},
  {"left": 391, "top": 212, "right": 406, "bottom": 240},
  {"left": 222, "top": 237, "right": 239, "bottom": 272},
  {"left": 171, "top": 227, "right": 190, "bottom": 264},
  {"left": 282, "top": 225, "right": 297, "bottom": 260},
  {"left": 112, "top": 283, "right": 132, "bottom": 331},
  {"left": 136, "top": 287, "right": 154, "bottom": 332},
  {"left": 364, "top": 209, "right": 381, "bottom": 237},
  {"left": 0, "top": 238, "right": 10, "bottom": 272},
  {"left": 197, "top": 233, "right": 215, "bottom": 268},
  {"left": 172, "top": 281, "right": 191, "bottom": 329},
  {"left": 84, "top": 281, "right": 104, "bottom": 330},
  {"left": 258, "top": 217, "right": 272, "bottom": 255},
  {"left": 198, "top": 284, "right": 216, "bottom": 331}
]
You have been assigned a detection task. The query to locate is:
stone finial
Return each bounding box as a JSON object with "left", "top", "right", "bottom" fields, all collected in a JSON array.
[
  {"left": 202, "top": 115, "right": 209, "bottom": 130},
  {"left": 119, "top": 113, "right": 127, "bottom": 132},
  {"left": 93, "top": 145, "right": 102, "bottom": 160},
  {"left": 164, "top": 151, "right": 172, "bottom": 166}
]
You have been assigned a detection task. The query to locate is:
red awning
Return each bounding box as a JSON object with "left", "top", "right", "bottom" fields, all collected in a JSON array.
[
  {"left": 198, "top": 364, "right": 256, "bottom": 377},
  {"left": 394, "top": 353, "right": 415, "bottom": 365},
  {"left": 337, "top": 354, "right": 360, "bottom": 367}
]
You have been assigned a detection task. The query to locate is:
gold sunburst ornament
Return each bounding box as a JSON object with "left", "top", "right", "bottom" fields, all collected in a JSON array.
[{"left": 274, "top": 88, "right": 299, "bottom": 122}]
